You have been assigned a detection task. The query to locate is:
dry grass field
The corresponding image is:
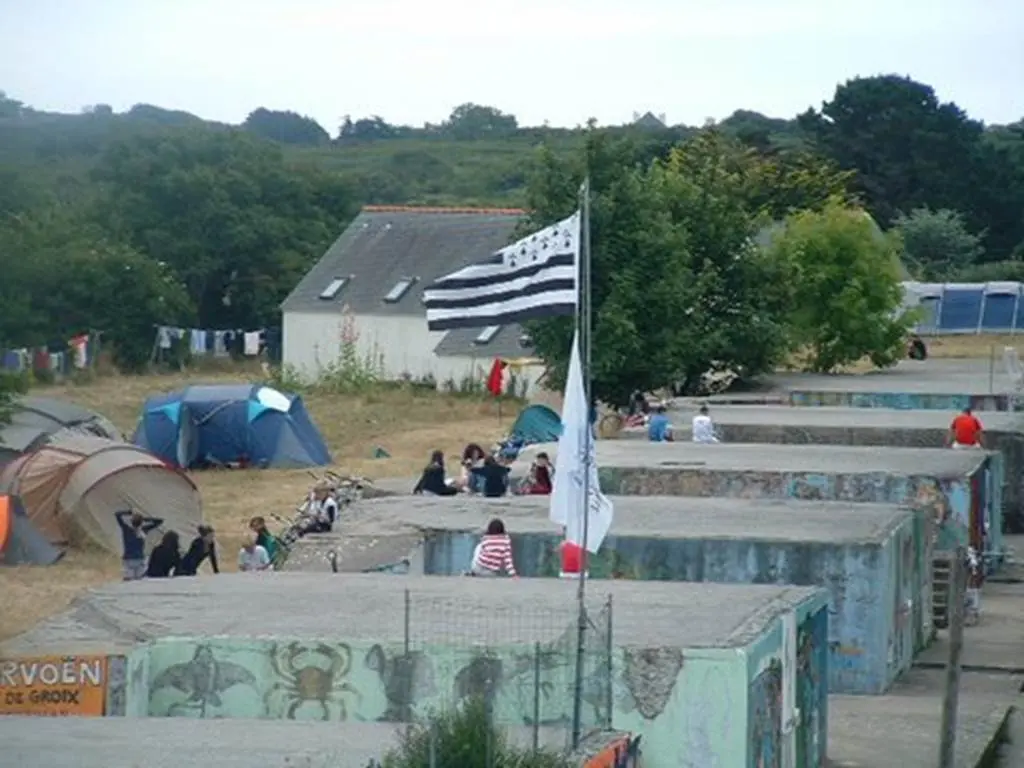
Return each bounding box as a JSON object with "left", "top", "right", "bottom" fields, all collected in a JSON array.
[
  {"left": 0, "top": 368, "right": 516, "bottom": 641},
  {"left": 0, "top": 334, "right": 1019, "bottom": 644}
]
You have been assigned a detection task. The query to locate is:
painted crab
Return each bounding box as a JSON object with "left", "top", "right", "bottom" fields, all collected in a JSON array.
[{"left": 267, "top": 642, "right": 362, "bottom": 720}]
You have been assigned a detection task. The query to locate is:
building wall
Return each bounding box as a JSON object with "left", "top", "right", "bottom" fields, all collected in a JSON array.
[
  {"left": 672, "top": 422, "right": 1024, "bottom": 535},
  {"left": 423, "top": 530, "right": 904, "bottom": 695},
  {"left": 788, "top": 390, "right": 1023, "bottom": 412},
  {"left": 599, "top": 463, "right": 1000, "bottom": 572},
  {"left": 282, "top": 311, "right": 544, "bottom": 394}
]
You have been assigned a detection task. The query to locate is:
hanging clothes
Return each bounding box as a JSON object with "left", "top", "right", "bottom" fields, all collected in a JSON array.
[
  {"left": 190, "top": 329, "right": 207, "bottom": 356},
  {"left": 243, "top": 331, "right": 261, "bottom": 356},
  {"left": 69, "top": 335, "right": 89, "bottom": 369},
  {"left": 213, "top": 331, "right": 229, "bottom": 357},
  {"left": 157, "top": 327, "right": 174, "bottom": 349}
]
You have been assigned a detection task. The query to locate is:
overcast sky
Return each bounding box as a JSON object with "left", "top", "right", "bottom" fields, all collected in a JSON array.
[{"left": 1, "top": 0, "right": 1021, "bottom": 130}]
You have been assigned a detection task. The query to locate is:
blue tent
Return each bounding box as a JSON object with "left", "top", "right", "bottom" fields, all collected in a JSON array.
[
  {"left": 132, "top": 384, "right": 331, "bottom": 469},
  {"left": 509, "top": 404, "right": 563, "bottom": 445}
]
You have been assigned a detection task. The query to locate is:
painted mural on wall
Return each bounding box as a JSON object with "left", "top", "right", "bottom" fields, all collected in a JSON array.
[
  {"left": 141, "top": 634, "right": 610, "bottom": 729},
  {"left": 747, "top": 658, "right": 783, "bottom": 768},
  {"left": 616, "top": 647, "right": 684, "bottom": 721},
  {"left": 796, "top": 609, "right": 827, "bottom": 768}
]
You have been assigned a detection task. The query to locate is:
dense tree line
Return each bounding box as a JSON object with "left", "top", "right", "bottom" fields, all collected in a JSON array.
[{"left": 0, "top": 74, "right": 1022, "bottom": 385}]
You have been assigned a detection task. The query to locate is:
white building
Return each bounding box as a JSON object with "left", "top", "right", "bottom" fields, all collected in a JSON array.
[{"left": 281, "top": 206, "right": 545, "bottom": 393}]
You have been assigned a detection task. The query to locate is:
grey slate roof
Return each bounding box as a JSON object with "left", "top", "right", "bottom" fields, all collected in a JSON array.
[
  {"left": 282, "top": 206, "right": 535, "bottom": 357},
  {"left": 432, "top": 324, "right": 535, "bottom": 359},
  {"left": 282, "top": 206, "right": 524, "bottom": 316}
]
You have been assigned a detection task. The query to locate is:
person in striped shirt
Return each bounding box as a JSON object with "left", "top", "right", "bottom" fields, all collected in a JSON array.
[{"left": 470, "top": 518, "right": 517, "bottom": 577}]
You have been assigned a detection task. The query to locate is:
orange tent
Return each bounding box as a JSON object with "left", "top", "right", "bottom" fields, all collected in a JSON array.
[{"left": 0, "top": 433, "right": 203, "bottom": 555}]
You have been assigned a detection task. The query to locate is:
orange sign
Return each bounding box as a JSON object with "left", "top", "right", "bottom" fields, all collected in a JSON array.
[{"left": 0, "top": 655, "right": 108, "bottom": 716}]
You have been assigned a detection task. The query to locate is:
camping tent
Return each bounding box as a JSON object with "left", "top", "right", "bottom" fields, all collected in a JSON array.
[
  {"left": 509, "top": 404, "right": 563, "bottom": 445},
  {"left": 0, "top": 494, "right": 63, "bottom": 566},
  {"left": 131, "top": 384, "right": 331, "bottom": 469},
  {"left": 0, "top": 396, "right": 121, "bottom": 466},
  {"left": 0, "top": 433, "right": 202, "bottom": 555}
]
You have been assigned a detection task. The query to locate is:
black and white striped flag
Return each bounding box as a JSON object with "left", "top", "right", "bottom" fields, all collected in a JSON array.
[{"left": 424, "top": 211, "right": 580, "bottom": 331}]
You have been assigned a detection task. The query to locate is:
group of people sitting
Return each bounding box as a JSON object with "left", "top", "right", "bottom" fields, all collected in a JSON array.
[
  {"left": 116, "top": 509, "right": 279, "bottom": 581},
  {"left": 412, "top": 443, "right": 553, "bottom": 498},
  {"left": 647, "top": 403, "right": 719, "bottom": 443}
]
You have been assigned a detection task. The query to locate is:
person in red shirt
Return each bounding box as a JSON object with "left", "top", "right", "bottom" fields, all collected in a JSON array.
[
  {"left": 947, "top": 407, "right": 984, "bottom": 448},
  {"left": 559, "top": 527, "right": 587, "bottom": 579},
  {"left": 470, "top": 518, "right": 517, "bottom": 577}
]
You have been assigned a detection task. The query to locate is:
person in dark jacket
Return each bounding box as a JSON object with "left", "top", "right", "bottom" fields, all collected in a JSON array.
[
  {"left": 176, "top": 525, "right": 220, "bottom": 576},
  {"left": 413, "top": 450, "right": 458, "bottom": 496},
  {"left": 146, "top": 530, "right": 181, "bottom": 578},
  {"left": 115, "top": 509, "right": 163, "bottom": 581},
  {"left": 471, "top": 455, "right": 511, "bottom": 498}
]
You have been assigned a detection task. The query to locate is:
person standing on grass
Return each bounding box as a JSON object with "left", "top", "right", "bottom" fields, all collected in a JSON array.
[
  {"left": 146, "top": 530, "right": 181, "bottom": 578},
  {"left": 238, "top": 533, "right": 272, "bottom": 572},
  {"left": 947, "top": 407, "right": 985, "bottom": 449},
  {"left": 177, "top": 525, "right": 220, "bottom": 576},
  {"left": 115, "top": 509, "right": 163, "bottom": 581},
  {"left": 470, "top": 518, "right": 518, "bottom": 577}
]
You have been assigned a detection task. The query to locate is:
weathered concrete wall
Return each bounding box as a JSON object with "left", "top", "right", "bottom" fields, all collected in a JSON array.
[
  {"left": 788, "top": 391, "right": 1022, "bottom": 412},
  {"left": 643, "top": 414, "right": 1024, "bottom": 535},
  {"left": 597, "top": 457, "right": 1001, "bottom": 568},
  {"left": 424, "top": 528, "right": 911, "bottom": 695}
]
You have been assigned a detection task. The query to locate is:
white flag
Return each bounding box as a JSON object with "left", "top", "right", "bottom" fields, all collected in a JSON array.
[{"left": 549, "top": 332, "right": 614, "bottom": 553}]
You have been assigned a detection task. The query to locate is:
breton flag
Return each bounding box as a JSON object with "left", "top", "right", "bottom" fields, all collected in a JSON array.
[
  {"left": 423, "top": 212, "right": 580, "bottom": 331},
  {"left": 549, "top": 331, "right": 614, "bottom": 554}
]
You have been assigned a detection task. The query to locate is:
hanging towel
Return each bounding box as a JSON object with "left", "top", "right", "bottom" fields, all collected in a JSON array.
[
  {"left": 190, "top": 329, "right": 206, "bottom": 355},
  {"left": 243, "top": 331, "right": 261, "bottom": 356},
  {"left": 157, "top": 326, "right": 173, "bottom": 349},
  {"left": 213, "top": 331, "right": 229, "bottom": 357}
]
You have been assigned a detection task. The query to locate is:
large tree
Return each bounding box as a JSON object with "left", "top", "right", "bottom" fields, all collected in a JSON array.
[
  {"left": 894, "top": 207, "right": 984, "bottom": 279},
  {"left": 243, "top": 108, "right": 330, "bottom": 146},
  {"left": 767, "top": 201, "right": 910, "bottom": 372},
  {"left": 91, "top": 128, "right": 356, "bottom": 328},
  {"left": 799, "top": 75, "right": 1024, "bottom": 260},
  {"left": 524, "top": 130, "right": 814, "bottom": 404}
]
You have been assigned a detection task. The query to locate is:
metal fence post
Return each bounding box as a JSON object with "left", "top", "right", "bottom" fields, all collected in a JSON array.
[
  {"left": 533, "top": 641, "right": 542, "bottom": 750},
  {"left": 403, "top": 588, "right": 410, "bottom": 656},
  {"left": 938, "top": 547, "right": 967, "bottom": 768},
  {"left": 605, "top": 594, "right": 614, "bottom": 730}
]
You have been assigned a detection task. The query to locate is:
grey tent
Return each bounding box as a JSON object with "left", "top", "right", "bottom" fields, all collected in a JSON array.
[
  {"left": 0, "top": 493, "right": 63, "bottom": 566},
  {"left": 0, "top": 396, "right": 121, "bottom": 466}
]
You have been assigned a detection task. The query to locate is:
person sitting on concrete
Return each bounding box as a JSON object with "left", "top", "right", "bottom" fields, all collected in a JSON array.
[
  {"left": 691, "top": 404, "right": 719, "bottom": 444},
  {"left": 907, "top": 334, "right": 928, "bottom": 360},
  {"left": 470, "top": 518, "right": 518, "bottom": 577},
  {"left": 471, "top": 454, "right": 512, "bottom": 498},
  {"left": 413, "top": 450, "right": 458, "bottom": 496},
  {"left": 947, "top": 407, "right": 984, "bottom": 449},
  {"left": 301, "top": 482, "right": 338, "bottom": 533},
  {"left": 460, "top": 443, "right": 487, "bottom": 493},
  {"left": 146, "top": 530, "right": 181, "bottom": 578},
  {"left": 177, "top": 525, "right": 220, "bottom": 576},
  {"left": 249, "top": 516, "right": 280, "bottom": 563},
  {"left": 647, "top": 405, "right": 674, "bottom": 442},
  {"left": 115, "top": 509, "right": 164, "bottom": 581},
  {"left": 238, "top": 533, "right": 271, "bottom": 572},
  {"left": 519, "top": 451, "right": 553, "bottom": 495}
]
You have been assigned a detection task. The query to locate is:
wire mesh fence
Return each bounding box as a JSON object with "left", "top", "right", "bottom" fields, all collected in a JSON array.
[{"left": 365, "top": 587, "right": 614, "bottom": 768}]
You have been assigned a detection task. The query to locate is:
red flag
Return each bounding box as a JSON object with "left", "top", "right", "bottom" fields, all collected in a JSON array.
[{"left": 486, "top": 358, "right": 506, "bottom": 396}]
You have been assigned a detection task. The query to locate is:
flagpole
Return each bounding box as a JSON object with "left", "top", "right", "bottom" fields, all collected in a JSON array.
[{"left": 570, "top": 176, "right": 592, "bottom": 749}]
